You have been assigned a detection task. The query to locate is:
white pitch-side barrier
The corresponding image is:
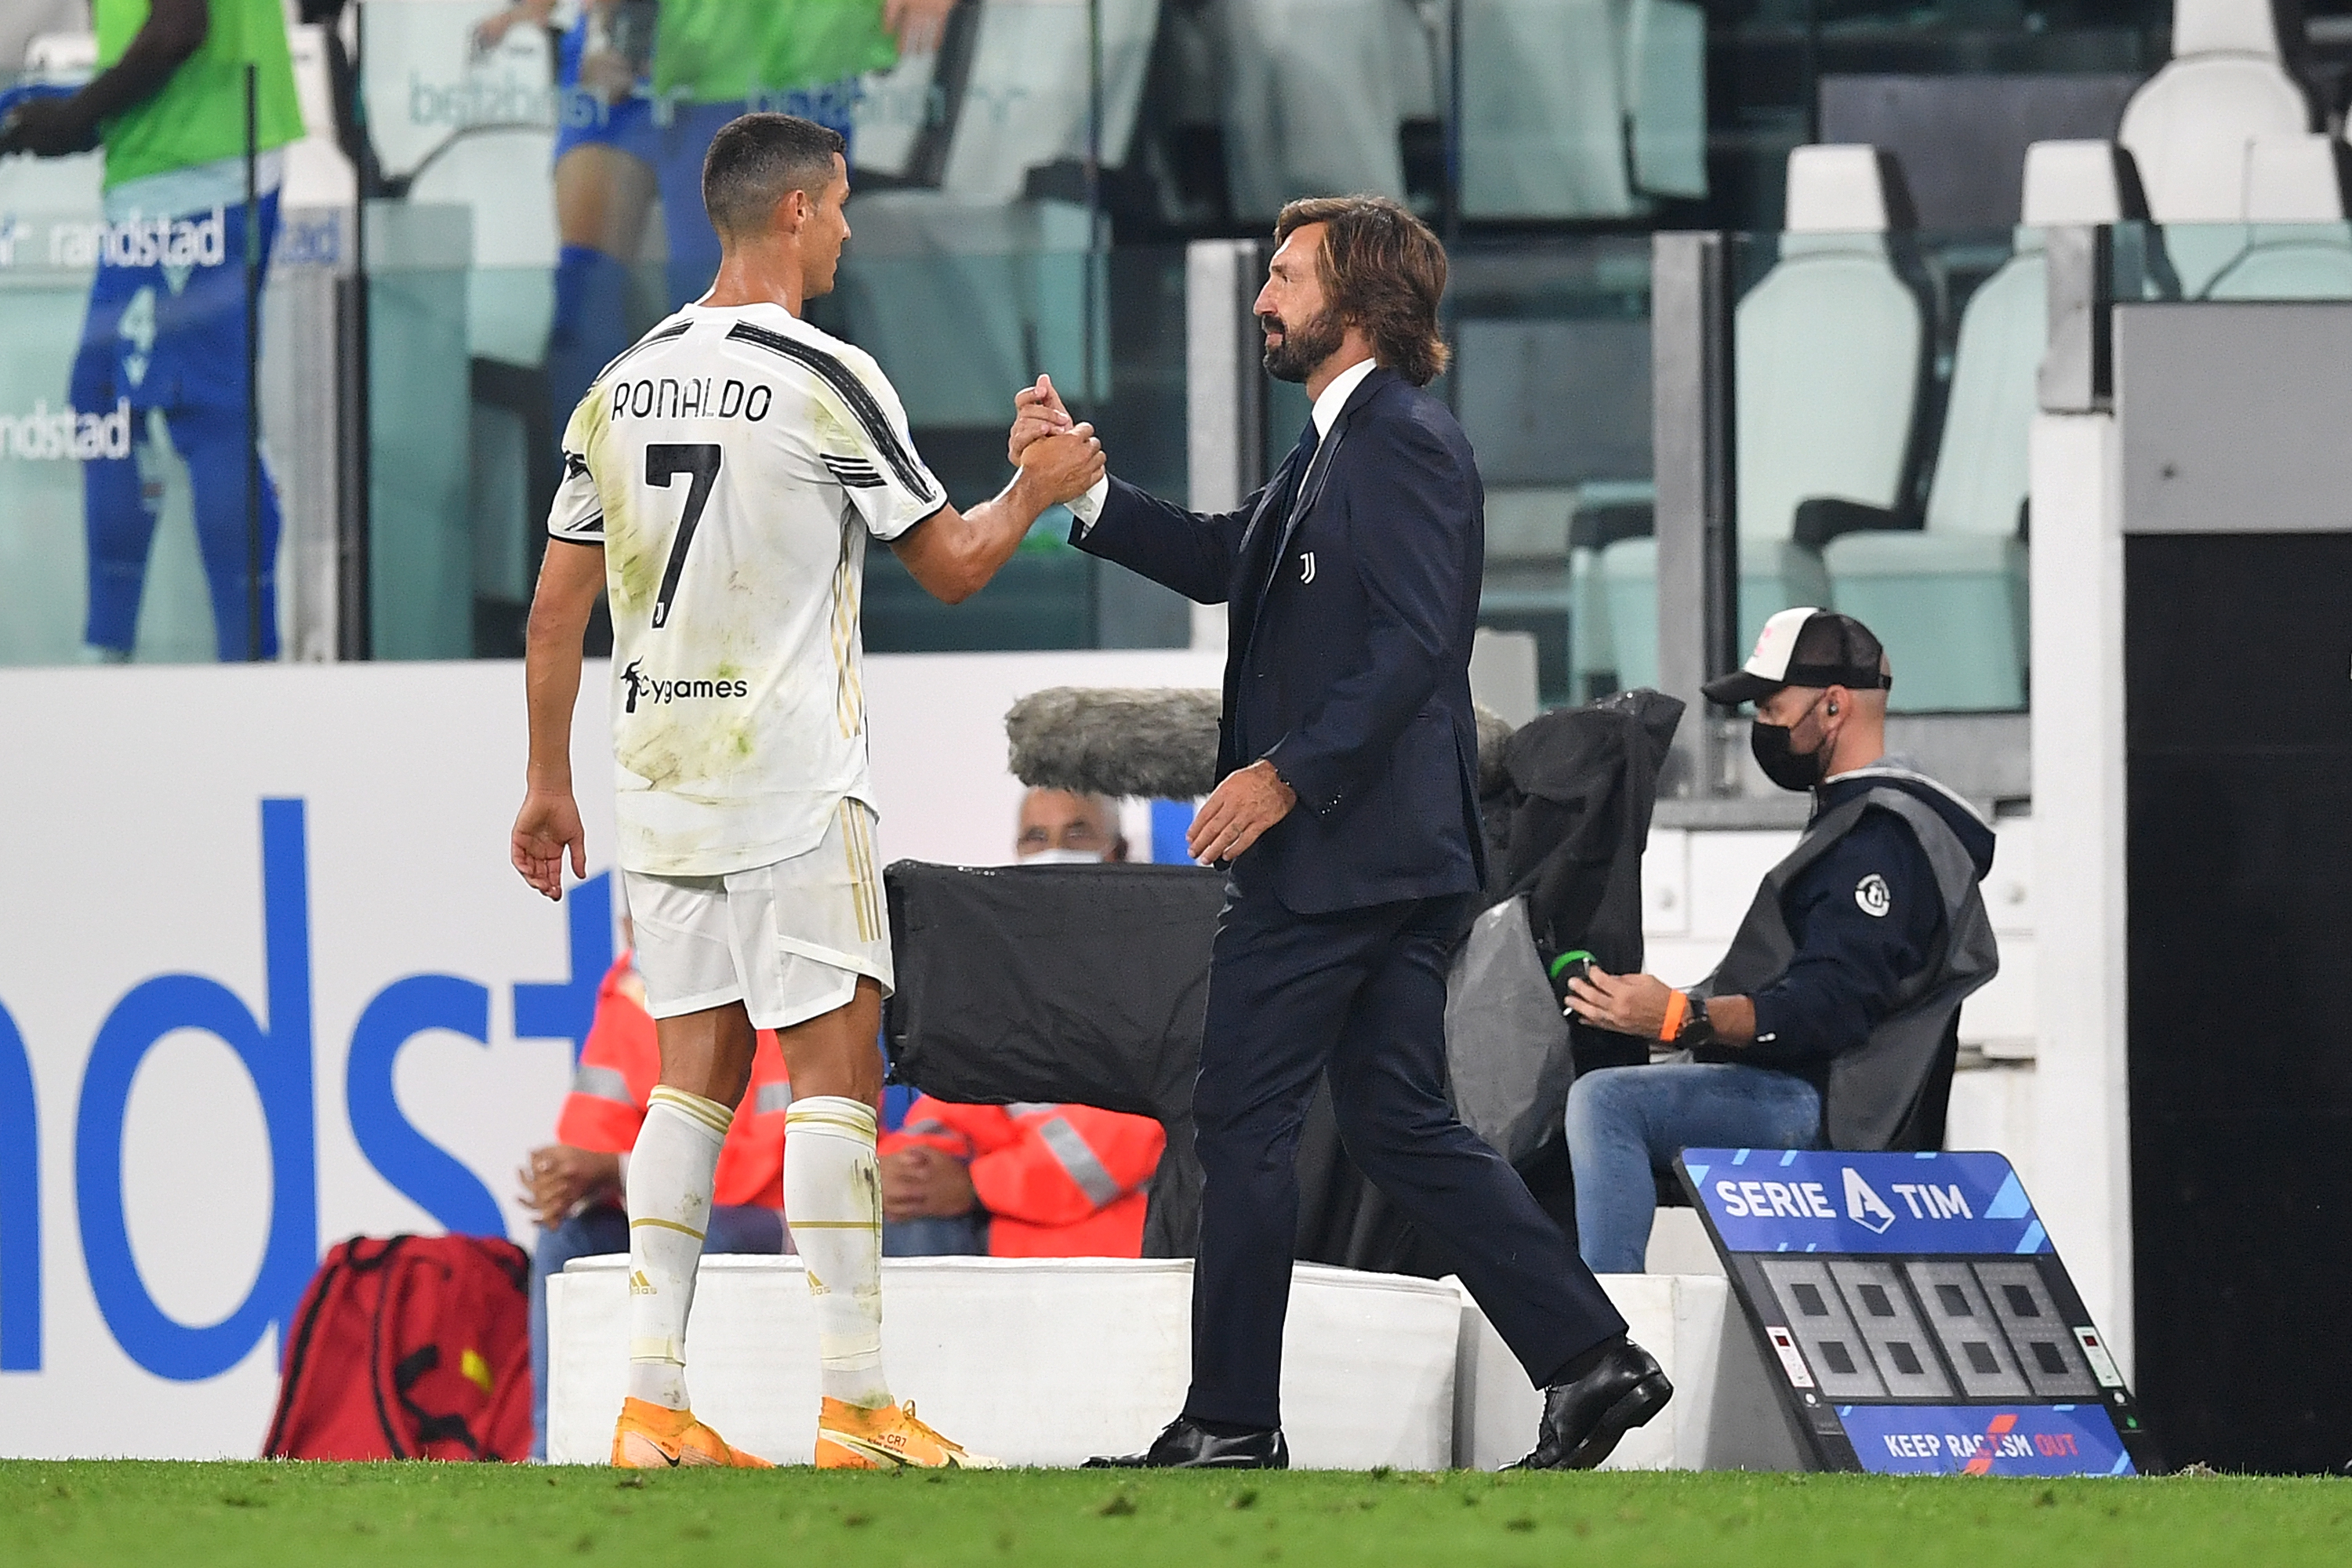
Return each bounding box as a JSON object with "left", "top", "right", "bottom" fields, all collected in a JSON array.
[
  {"left": 1455, "top": 1273, "right": 1806, "bottom": 1470},
  {"left": 548, "top": 1255, "right": 1805, "bottom": 1470}
]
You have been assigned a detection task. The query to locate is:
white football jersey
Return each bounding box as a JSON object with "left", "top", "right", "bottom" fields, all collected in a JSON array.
[{"left": 546, "top": 302, "right": 945, "bottom": 877}]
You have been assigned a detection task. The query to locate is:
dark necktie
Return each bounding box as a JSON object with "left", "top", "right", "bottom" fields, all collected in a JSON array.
[{"left": 1275, "top": 419, "right": 1318, "bottom": 514}]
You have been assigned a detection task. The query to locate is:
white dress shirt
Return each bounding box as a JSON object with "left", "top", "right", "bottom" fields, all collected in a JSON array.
[{"left": 1066, "top": 354, "right": 1380, "bottom": 528}]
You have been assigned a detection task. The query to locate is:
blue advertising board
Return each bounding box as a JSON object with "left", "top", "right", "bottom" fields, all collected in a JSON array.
[{"left": 1677, "top": 1149, "right": 2157, "bottom": 1476}]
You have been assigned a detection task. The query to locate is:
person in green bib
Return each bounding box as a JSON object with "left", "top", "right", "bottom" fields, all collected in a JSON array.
[
  {"left": 648, "top": 0, "right": 950, "bottom": 309},
  {"left": 1, "top": 0, "right": 300, "bottom": 661}
]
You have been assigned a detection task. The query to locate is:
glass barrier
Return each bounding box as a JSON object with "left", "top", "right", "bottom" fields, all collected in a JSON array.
[
  {"left": 362, "top": 230, "right": 1192, "bottom": 661},
  {"left": 355, "top": 0, "right": 1191, "bottom": 659},
  {"left": 38, "top": 0, "right": 2339, "bottom": 675},
  {"left": 1717, "top": 213, "right": 2352, "bottom": 717},
  {"left": 1726, "top": 224, "right": 2032, "bottom": 715},
  {"left": 0, "top": 68, "right": 313, "bottom": 668},
  {"left": 1254, "top": 235, "right": 1655, "bottom": 711},
  {"left": 1454, "top": 236, "right": 1655, "bottom": 709},
  {"left": 2110, "top": 219, "right": 2352, "bottom": 305},
  {"left": 1457, "top": 0, "right": 1708, "bottom": 224}
]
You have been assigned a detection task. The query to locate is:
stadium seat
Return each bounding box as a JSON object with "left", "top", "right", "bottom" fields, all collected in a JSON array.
[
  {"left": 405, "top": 125, "right": 559, "bottom": 368},
  {"left": 283, "top": 24, "right": 358, "bottom": 211},
  {"left": 1475, "top": 486, "right": 1577, "bottom": 703},
  {"left": 1224, "top": 0, "right": 1415, "bottom": 220},
  {"left": 404, "top": 122, "right": 561, "bottom": 617},
  {"left": 1565, "top": 485, "right": 1655, "bottom": 701},
  {"left": 1624, "top": 0, "right": 1708, "bottom": 201},
  {"left": 0, "top": 31, "right": 100, "bottom": 213},
  {"left": 1457, "top": 0, "right": 1706, "bottom": 220},
  {"left": 1822, "top": 140, "right": 2148, "bottom": 711},
  {"left": 831, "top": 2, "right": 1146, "bottom": 425},
  {"left": 358, "top": 2, "right": 555, "bottom": 184},
  {"left": 2118, "top": 0, "right": 2313, "bottom": 294},
  {"left": 937, "top": 0, "right": 1160, "bottom": 202},
  {"left": 1600, "top": 145, "right": 1925, "bottom": 688},
  {"left": 1460, "top": 0, "right": 1635, "bottom": 219},
  {"left": 833, "top": 193, "right": 1107, "bottom": 429},
  {"left": 847, "top": 36, "right": 944, "bottom": 180},
  {"left": 2206, "top": 133, "right": 2352, "bottom": 299},
  {"left": 20, "top": 27, "right": 93, "bottom": 78}
]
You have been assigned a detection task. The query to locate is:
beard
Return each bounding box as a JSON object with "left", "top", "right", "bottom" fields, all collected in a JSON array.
[{"left": 1261, "top": 303, "right": 1346, "bottom": 383}]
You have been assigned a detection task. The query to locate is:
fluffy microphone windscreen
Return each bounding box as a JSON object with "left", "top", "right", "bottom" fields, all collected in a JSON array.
[
  {"left": 1007, "top": 687, "right": 1524, "bottom": 801},
  {"left": 1005, "top": 688, "right": 1224, "bottom": 800},
  {"left": 1473, "top": 704, "right": 1515, "bottom": 796}
]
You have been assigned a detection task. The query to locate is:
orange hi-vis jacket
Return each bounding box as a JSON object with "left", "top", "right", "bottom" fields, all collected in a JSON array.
[
  {"left": 882, "top": 1096, "right": 1166, "bottom": 1258},
  {"left": 555, "top": 954, "right": 792, "bottom": 1208}
]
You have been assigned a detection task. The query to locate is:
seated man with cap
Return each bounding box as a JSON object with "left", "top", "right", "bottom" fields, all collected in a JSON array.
[{"left": 1560, "top": 609, "right": 1999, "bottom": 1273}]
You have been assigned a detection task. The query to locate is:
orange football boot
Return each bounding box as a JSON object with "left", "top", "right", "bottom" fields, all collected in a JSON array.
[
  {"left": 814, "top": 1399, "right": 1001, "bottom": 1470},
  {"left": 611, "top": 1396, "right": 775, "bottom": 1468}
]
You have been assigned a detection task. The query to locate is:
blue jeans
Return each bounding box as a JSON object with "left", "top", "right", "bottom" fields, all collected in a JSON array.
[
  {"left": 1563, "top": 1062, "right": 1824, "bottom": 1274},
  {"left": 528, "top": 1202, "right": 786, "bottom": 1458},
  {"left": 883, "top": 1214, "right": 989, "bottom": 1256}
]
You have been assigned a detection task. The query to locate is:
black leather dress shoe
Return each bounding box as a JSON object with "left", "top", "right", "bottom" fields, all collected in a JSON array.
[
  {"left": 1083, "top": 1417, "right": 1290, "bottom": 1469},
  {"left": 1511, "top": 1339, "right": 1674, "bottom": 1471}
]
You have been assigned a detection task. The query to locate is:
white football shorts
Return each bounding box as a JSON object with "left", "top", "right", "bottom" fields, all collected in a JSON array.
[{"left": 622, "top": 798, "right": 894, "bottom": 1029}]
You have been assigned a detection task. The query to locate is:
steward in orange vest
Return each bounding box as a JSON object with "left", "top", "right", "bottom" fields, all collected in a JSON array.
[{"left": 881, "top": 1097, "right": 1164, "bottom": 1257}]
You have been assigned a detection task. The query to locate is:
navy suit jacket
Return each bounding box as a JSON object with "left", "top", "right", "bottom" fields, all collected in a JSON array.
[{"left": 1073, "top": 365, "right": 1488, "bottom": 915}]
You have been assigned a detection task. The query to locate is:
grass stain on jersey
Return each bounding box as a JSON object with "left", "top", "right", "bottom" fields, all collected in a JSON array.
[{"left": 580, "top": 386, "right": 657, "bottom": 620}]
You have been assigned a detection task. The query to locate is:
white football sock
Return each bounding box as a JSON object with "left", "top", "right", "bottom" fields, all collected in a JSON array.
[
  {"left": 624, "top": 1084, "right": 730, "bottom": 1410},
  {"left": 784, "top": 1096, "right": 892, "bottom": 1409}
]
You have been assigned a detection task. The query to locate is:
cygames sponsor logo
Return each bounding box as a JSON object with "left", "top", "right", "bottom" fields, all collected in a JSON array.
[{"left": 620, "top": 660, "right": 748, "bottom": 714}]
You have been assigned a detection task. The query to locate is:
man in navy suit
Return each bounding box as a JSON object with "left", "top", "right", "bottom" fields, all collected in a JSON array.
[{"left": 1013, "top": 196, "right": 1670, "bottom": 1470}]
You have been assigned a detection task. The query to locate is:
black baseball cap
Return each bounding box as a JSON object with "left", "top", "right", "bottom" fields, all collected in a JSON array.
[{"left": 1701, "top": 608, "right": 1893, "bottom": 706}]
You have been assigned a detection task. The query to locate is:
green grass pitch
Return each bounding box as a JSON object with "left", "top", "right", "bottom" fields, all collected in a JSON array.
[{"left": 5, "top": 1462, "right": 2344, "bottom": 1566}]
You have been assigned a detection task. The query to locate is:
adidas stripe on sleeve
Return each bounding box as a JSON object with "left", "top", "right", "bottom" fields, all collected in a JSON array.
[
  {"left": 723, "top": 320, "right": 945, "bottom": 543},
  {"left": 549, "top": 431, "right": 605, "bottom": 544}
]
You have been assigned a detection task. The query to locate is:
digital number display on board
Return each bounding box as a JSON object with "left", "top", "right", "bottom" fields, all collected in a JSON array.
[{"left": 1675, "top": 1149, "right": 2158, "bottom": 1476}]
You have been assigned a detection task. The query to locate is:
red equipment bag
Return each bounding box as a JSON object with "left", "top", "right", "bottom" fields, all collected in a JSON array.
[{"left": 263, "top": 1235, "right": 533, "bottom": 1461}]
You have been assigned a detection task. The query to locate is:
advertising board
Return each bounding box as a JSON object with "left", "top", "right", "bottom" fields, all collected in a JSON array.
[
  {"left": 1678, "top": 1149, "right": 2155, "bottom": 1475},
  {"left": 0, "top": 650, "right": 1218, "bottom": 1456}
]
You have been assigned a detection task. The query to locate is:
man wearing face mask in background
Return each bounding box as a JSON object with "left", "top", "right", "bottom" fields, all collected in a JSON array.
[
  {"left": 1560, "top": 608, "right": 1999, "bottom": 1274},
  {"left": 1014, "top": 787, "right": 1130, "bottom": 866},
  {"left": 877, "top": 786, "right": 1162, "bottom": 1256}
]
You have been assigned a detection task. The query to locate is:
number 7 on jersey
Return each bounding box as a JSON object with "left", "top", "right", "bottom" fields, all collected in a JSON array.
[{"left": 646, "top": 443, "right": 723, "bottom": 630}]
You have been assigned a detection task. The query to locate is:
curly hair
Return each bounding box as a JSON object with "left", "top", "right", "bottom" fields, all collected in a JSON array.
[{"left": 1272, "top": 195, "right": 1451, "bottom": 387}]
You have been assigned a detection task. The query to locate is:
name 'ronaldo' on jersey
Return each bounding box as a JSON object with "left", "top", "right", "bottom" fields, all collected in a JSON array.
[{"left": 545, "top": 300, "right": 946, "bottom": 878}]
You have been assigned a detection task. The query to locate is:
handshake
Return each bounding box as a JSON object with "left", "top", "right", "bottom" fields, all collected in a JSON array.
[{"left": 1004, "top": 373, "right": 1107, "bottom": 513}]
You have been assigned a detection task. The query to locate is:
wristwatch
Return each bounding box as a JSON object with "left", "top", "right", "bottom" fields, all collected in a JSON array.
[{"left": 1674, "top": 993, "right": 1714, "bottom": 1049}]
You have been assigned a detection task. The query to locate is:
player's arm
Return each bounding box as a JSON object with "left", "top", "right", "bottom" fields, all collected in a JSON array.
[
  {"left": 884, "top": 0, "right": 957, "bottom": 54},
  {"left": 1012, "top": 374, "right": 1252, "bottom": 604},
  {"left": 886, "top": 427, "right": 1105, "bottom": 604},
  {"left": 0, "top": 0, "right": 209, "bottom": 156},
  {"left": 513, "top": 539, "right": 605, "bottom": 900}
]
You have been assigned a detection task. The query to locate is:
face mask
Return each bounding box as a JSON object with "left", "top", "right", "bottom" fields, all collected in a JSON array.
[
  {"left": 1019, "top": 848, "right": 1108, "bottom": 866},
  {"left": 1750, "top": 693, "right": 1831, "bottom": 793}
]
